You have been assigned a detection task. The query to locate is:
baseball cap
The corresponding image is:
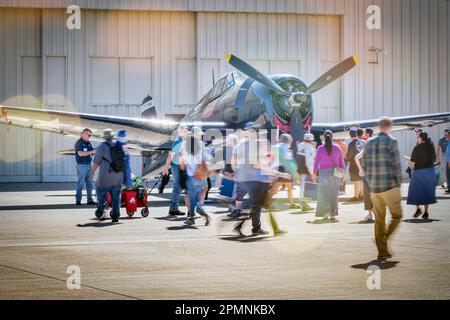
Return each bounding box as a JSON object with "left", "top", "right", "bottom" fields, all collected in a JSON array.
[{"left": 349, "top": 127, "right": 358, "bottom": 137}]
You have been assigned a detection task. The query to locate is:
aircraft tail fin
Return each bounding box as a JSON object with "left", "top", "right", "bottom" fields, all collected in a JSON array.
[{"left": 140, "top": 94, "right": 157, "bottom": 119}]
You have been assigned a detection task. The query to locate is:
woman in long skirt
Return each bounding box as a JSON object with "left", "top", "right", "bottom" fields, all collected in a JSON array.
[
  {"left": 406, "top": 131, "right": 437, "bottom": 219},
  {"left": 312, "top": 130, "right": 345, "bottom": 222}
]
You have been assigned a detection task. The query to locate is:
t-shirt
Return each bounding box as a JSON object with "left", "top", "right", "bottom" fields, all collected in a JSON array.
[
  {"left": 233, "top": 139, "right": 270, "bottom": 183},
  {"left": 179, "top": 142, "right": 209, "bottom": 177},
  {"left": 410, "top": 143, "right": 436, "bottom": 170},
  {"left": 170, "top": 137, "right": 183, "bottom": 166},
  {"left": 297, "top": 142, "right": 316, "bottom": 174},
  {"left": 346, "top": 139, "right": 365, "bottom": 174},
  {"left": 446, "top": 142, "right": 450, "bottom": 163},
  {"left": 438, "top": 137, "right": 448, "bottom": 154},
  {"left": 93, "top": 141, "right": 124, "bottom": 188},
  {"left": 74, "top": 138, "right": 93, "bottom": 164}
]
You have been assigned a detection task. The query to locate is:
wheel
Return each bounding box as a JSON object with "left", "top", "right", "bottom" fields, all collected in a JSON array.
[
  {"left": 126, "top": 210, "right": 135, "bottom": 217},
  {"left": 141, "top": 207, "right": 149, "bottom": 217}
]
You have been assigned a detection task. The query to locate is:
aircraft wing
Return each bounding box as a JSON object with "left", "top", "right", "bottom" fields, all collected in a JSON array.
[
  {"left": 0, "top": 105, "right": 179, "bottom": 152},
  {"left": 311, "top": 112, "right": 450, "bottom": 140}
]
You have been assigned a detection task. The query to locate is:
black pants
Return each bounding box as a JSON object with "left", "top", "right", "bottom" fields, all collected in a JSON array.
[
  {"left": 235, "top": 181, "right": 270, "bottom": 231},
  {"left": 447, "top": 164, "right": 450, "bottom": 190}
]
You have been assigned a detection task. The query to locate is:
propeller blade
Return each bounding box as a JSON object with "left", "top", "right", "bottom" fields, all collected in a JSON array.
[
  {"left": 290, "top": 107, "right": 305, "bottom": 147},
  {"left": 226, "top": 54, "right": 290, "bottom": 97},
  {"left": 305, "top": 56, "right": 358, "bottom": 95}
]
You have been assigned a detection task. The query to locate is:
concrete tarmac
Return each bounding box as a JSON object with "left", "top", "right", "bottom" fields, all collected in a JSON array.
[{"left": 0, "top": 182, "right": 449, "bottom": 300}]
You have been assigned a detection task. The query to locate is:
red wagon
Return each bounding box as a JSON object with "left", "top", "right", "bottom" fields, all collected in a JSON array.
[{"left": 106, "top": 188, "right": 149, "bottom": 217}]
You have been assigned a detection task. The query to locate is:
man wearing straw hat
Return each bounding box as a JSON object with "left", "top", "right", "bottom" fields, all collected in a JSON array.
[{"left": 89, "top": 129, "right": 124, "bottom": 223}]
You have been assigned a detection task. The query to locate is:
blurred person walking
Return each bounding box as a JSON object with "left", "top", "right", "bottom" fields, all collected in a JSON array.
[
  {"left": 312, "top": 130, "right": 345, "bottom": 222},
  {"left": 267, "top": 133, "right": 300, "bottom": 209},
  {"left": 162, "top": 124, "right": 189, "bottom": 217},
  {"left": 355, "top": 149, "right": 374, "bottom": 222},
  {"left": 360, "top": 117, "right": 403, "bottom": 260},
  {"left": 296, "top": 133, "right": 316, "bottom": 211},
  {"left": 406, "top": 131, "right": 437, "bottom": 219},
  {"left": 179, "top": 133, "right": 211, "bottom": 226}
]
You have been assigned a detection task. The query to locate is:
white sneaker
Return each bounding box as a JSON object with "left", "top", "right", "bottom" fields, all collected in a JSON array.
[{"left": 364, "top": 214, "right": 374, "bottom": 221}]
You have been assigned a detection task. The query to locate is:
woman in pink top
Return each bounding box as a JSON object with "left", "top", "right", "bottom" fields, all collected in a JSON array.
[{"left": 312, "top": 130, "right": 345, "bottom": 222}]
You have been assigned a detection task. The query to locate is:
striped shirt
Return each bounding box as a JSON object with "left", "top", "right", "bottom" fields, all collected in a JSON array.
[{"left": 362, "top": 132, "right": 403, "bottom": 194}]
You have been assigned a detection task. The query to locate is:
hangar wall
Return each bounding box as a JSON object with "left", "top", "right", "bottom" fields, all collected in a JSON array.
[{"left": 1, "top": 0, "right": 449, "bottom": 182}]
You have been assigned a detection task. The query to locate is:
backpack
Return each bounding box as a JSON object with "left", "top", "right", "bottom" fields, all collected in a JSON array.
[{"left": 105, "top": 143, "right": 126, "bottom": 173}]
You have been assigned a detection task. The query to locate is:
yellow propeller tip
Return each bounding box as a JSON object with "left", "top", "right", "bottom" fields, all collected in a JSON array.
[
  {"left": 353, "top": 55, "right": 359, "bottom": 65},
  {"left": 226, "top": 54, "right": 232, "bottom": 62}
]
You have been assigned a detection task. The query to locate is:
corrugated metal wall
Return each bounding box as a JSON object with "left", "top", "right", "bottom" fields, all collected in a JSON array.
[
  {"left": 0, "top": 8, "right": 196, "bottom": 181},
  {"left": 197, "top": 12, "right": 342, "bottom": 122},
  {"left": 0, "top": 8, "right": 43, "bottom": 181},
  {"left": 0, "top": 0, "right": 346, "bottom": 14},
  {"left": 1, "top": 0, "right": 449, "bottom": 182},
  {"left": 342, "top": 0, "right": 450, "bottom": 165}
]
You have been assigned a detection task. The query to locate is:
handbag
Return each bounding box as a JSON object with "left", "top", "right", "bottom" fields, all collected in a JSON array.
[
  {"left": 194, "top": 161, "right": 209, "bottom": 180},
  {"left": 331, "top": 156, "right": 345, "bottom": 179}
]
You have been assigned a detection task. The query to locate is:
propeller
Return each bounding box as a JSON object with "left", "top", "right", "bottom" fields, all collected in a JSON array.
[
  {"left": 226, "top": 54, "right": 290, "bottom": 97},
  {"left": 226, "top": 54, "right": 358, "bottom": 143},
  {"left": 304, "top": 56, "right": 358, "bottom": 95}
]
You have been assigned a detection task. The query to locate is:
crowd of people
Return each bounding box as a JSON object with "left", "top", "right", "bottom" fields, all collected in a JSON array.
[{"left": 73, "top": 117, "right": 450, "bottom": 260}]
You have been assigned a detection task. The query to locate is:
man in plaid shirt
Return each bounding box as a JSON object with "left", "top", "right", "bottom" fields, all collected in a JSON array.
[{"left": 361, "top": 117, "right": 403, "bottom": 260}]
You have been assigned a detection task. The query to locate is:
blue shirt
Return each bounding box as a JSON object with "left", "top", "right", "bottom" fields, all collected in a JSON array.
[
  {"left": 74, "top": 138, "right": 93, "bottom": 164},
  {"left": 446, "top": 141, "right": 450, "bottom": 163},
  {"left": 170, "top": 137, "right": 183, "bottom": 166},
  {"left": 439, "top": 137, "right": 448, "bottom": 154}
]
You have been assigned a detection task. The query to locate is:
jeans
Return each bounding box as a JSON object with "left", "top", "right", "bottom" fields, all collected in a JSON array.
[
  {"left": 76, "top": 164, "right": 93, "bottom": 202},
  {"left": 186, "top": 176, "right": 207, "bottom": 217},
  {"left": 169, "top": 164, "right": 182, "bottom": 211},
  {"left": 96, "top": 185, "right": 121, "bottom": 219}
]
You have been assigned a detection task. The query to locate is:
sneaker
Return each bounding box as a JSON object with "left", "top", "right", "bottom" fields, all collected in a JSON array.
[
  {"left": 87, "top": 200, "right": 97, "bottom": 205},
  {"left": 76, "top": 201, "right": 82, "bottom": 206},
  {"left": 111, "top": 218, "right": 119, "bottom": 223},
  {"left": 204, "top": 214, "right": 211, "bottom": 226},
  {"left": 168, "top": 209, "right": 185, "bottom": 216},
  {"left": 364, "top": 214, "right": 374, "bottom": 221},
  {"left": 413, "top": 208, "right": 423, "bottom": 218},
  {"left": 227, "top": 209, "right": 241, "bottom": 218},
  {"left": 252, "top": 228, "right": 270, "bottom": 236},
  {"left": 422, "top": 212, "right": 429, "bottom": 220},
  {"left": 184, "top": 217, "right": 195, "bottom": 225}
]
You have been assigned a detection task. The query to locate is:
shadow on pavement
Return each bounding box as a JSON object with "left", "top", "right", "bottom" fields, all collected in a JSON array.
[
  {"left": 76, "top": 222, "right": 122, "bottom": 227},
  {"left": 403, "top": 218, "right": 441, "bottom": 223},
  {"left": 349, "top": 220, "right": 375, "bottom": 224},
  {"left": 219, "top": 235, "right": 271, "bottom": 243},
  {"left": 154, "top": 216, "right": 186, "bottom": 222},
  {"left": 0, "top": 182, "right": 76, "bottom": 192},
  {"left": 351, "top": 259, "right": 400, "bottom": 270},
  {"left": 307, "top": 219, "right": 339, "bottom": 224},
  {"left": 166, "top": 225, "right": 198, "bottom": 230},
  {"left": 0, "top": 204, "right": 95, "bottom": 211}
]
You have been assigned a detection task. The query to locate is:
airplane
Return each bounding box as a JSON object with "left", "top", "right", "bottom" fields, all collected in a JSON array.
[{"left": 1, "top": 54, "right": 450, "bottom": 179}]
